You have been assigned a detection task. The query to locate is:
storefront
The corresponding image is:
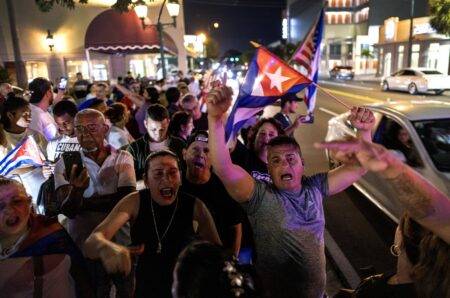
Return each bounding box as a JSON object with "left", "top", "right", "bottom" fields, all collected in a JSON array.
[
  {"left": 0, "top": 1, "right": 187, "bottom": 85},
  {"left": 375, "top": 16, "right": 450, "bottom": 76}
]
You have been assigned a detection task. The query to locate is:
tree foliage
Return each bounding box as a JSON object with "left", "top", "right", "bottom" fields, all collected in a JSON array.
[
  {"left": 35, "top": 0, "right": 132, "bottom": 12},
  {"left": 205, "top": 38, "right": 220, "bottom": 60},
  {"left": 429, "top": 0, "right": 450, "bottom": 36}
]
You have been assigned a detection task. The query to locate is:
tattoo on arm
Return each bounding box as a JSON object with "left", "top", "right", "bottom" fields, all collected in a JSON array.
[{"left": 387, "top": 170, "right": 436, "bottom": 220}]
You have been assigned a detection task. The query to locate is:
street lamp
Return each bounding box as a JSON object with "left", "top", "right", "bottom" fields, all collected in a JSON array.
[
  {"left": 134, "top": 0, "right": 180, "bottom": 79},
  {"left": 45, "top": 29, "right": 55, "bottom": 52}
]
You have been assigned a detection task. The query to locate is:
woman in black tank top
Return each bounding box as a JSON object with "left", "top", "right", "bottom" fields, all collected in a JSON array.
[
  {"left": 132, "top": 189, "right": 196, "bottom": 297},
  {"left": 83, "top": 151, "right": 222, "bottom": 298}
]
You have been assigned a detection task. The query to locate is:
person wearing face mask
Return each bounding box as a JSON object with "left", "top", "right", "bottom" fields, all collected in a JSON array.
[
  {"left": 0, "top": 177, "right": 94, "bottom": 297},
  {"left": 126, "top": 104, "right": 186, "bottom": 181},
  {"left": 84, "top": 150, "right": 221, "bottom": 297},
  {"left": 231, "top": 118, "right": 285, "bottom": 183},
  {"left": 54, "top": 109, "right": 137, "bottom": 297},
  {"left": 207, "top": 86, "right": 375, "bottom": 298},
  {"left": 0, "top": 96, "right": 48, "bottom": 202}
]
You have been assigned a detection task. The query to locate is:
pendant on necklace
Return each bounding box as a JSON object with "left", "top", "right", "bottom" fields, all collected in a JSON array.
[{"left": 157, "top": 242, "right": 162, "bottom": 254}]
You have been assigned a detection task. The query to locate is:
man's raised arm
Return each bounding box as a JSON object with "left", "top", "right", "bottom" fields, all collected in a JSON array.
[
  {"left": 207, "top": 86, "right": 255, "bottom": 203},
  {"left": 316, "top": 138, "right": 450, "bottom": 244}
]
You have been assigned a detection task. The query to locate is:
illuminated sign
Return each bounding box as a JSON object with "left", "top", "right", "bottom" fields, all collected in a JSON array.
[
  {"left": 413, "top": 23, "right": 436, "bottom": 35},
  {"left": 385, "top": 19, "right": 396, "bottom": 40}
]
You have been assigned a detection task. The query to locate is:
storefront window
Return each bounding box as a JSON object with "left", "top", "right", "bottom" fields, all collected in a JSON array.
[
  {"left": 91, "top": 60, "right": 109, "bottom": 81},
  {"left": 397, "top": 45, "right": 404, "bottom": 71},
  {"left": 427, "top": 43, "right": 439, "bottom": 70},
  {"left": 66, "top": 60, "right": 89, "bottom": 82},
  {"left": 25, "top": 61, "right": 49, "bottom": 82},
  {"left": 411, "top": 44, "right": 420, "bottom": 68},
  {"left": 384, "top": 52, "right": 392, "bottom": 77}
]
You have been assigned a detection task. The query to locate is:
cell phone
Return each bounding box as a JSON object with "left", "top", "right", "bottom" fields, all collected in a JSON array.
[
  {"left": 62, "top": 151, "right": 83, "bottom": 179},
  {"left": 58, "top": 77, "right": 68, "bottom": 90}
]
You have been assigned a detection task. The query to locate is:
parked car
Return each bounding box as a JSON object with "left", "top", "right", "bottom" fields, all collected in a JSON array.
[
  {"left": 329, "top": 66, "right": 354, "bottom": 80},
  {"left": 325, "top": 100, "right": 450, "bottom": 222},
  {"left": 381, "top": 68, "right": 450, "bottom": 95}
]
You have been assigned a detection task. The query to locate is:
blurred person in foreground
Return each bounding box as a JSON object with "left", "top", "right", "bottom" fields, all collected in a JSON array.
[
  {"left": 172, "top": 241, "right": 260, "bottom": 298},
  {"left": 84, "top": 150, "right": 221, "bottom": 297},
  {"left": 0, "top": 176, "right": 93, "bottom": 297},
  {"left": 336, "top": 213, "right": 449, "bottom": 298}
]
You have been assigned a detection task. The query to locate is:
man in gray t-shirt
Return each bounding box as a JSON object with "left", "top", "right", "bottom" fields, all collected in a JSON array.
[
  {"left": 206, "top": 86, "right": 375, "bottom": 297},
  {"left": 244, "top": 174, "right": 329, "bottom": 297}
]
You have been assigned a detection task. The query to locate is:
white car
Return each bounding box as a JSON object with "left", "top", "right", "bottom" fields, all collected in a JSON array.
[
  {"left": 381, "top": 68, "right": 450, "bottom": 95},
  {"left": 325, "top": 100, "right": 450, "bottom": 222}
]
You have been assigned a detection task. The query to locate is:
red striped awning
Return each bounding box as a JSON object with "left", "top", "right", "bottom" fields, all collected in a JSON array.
[{"left": 85, "top": 9, "right": 178, "bottom": 55}]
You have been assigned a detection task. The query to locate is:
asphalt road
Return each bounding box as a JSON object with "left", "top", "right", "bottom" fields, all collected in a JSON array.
[{"left": 263, "top": 79, "right": 450, "bottom": 293}]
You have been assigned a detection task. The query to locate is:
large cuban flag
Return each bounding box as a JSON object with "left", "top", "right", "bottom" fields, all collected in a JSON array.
[
  {"left": 225, "top": 46, "right": 312, "bottom": 146},
  {"left": 0, "top": 136, "right": 45, "bottom": 176}
]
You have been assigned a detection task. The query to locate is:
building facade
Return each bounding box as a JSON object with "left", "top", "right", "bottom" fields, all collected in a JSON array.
[
  {"left": 0, "top": 0, "right": 188, "bottom": 85},
  {"left": 287, "top": 0, "right": 377, "bottom": 75},
  {"left": 376, "top": 16, "right": 450, "bottom": 76}
]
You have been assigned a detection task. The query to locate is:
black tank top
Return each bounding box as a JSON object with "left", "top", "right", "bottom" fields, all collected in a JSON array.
[{"left": 131, "top": 189, "right": 196, "bottom": 298}]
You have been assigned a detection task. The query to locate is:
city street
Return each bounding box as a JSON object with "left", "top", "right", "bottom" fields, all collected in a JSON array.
[{"left": 264, "top": 79, "right": 450, "bottom": 293}]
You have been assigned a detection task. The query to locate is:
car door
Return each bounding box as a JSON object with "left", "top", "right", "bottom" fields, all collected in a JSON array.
[
  {"left": 388, "top": 70, "right": 403, "bottom": 90},
  {"left": 398, "top": 70, "right": 415, "bottom": 90}
]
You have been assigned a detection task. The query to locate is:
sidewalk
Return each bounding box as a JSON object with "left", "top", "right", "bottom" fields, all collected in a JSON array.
[{"left": 353, "top": 74, "right": 382, "bottom": 85}]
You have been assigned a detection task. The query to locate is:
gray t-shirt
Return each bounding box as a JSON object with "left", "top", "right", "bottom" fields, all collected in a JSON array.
[{"left": 243, "top": 173, "right": 328, "bottom": 298}]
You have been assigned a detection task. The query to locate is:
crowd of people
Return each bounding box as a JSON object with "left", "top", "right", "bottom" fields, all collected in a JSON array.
[{"left": 0, "top": 71, "right": 448, "bottom": 298}]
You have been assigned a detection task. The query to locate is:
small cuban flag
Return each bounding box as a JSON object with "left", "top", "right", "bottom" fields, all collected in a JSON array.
[
  {"left": 225, "top": 45, "right": 312, "bottom": 147},
  {"left": 0, "top": 136, "right": 46, "bottom": 176}
]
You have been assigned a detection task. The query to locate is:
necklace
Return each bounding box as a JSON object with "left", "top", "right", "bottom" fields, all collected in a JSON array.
[
  {"left": 0, "top": 229, "right": 30, "bottom": 260},
  {"left": 150, "top": 196, "right": 178, "bottom": 254}
]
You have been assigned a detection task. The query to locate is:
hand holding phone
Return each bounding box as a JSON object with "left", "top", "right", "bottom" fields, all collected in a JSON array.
[
  {"left": 62, "top": 152, "right": 89, "bottom": 189},
  {"left": 58, "top": 77, "right": 68, "bottom": 90}
]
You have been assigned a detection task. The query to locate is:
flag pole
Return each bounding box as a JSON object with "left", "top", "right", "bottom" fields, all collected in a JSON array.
[{"left": 311, "top": 81, "right": 352, "bottom": 109}]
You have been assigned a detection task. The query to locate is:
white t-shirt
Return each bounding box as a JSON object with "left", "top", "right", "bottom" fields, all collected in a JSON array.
[
  {"left": 46, "top": 135, "right": 80, "bottom": 162},
  {"left": 29, "top": 104, "right": 58, "bottom": 141},
  {"left": 54, "top": 148, "right": 136, "bottom": 248},
  {"left": 107, "top": 126, "right": 134, "bottom": 150}
]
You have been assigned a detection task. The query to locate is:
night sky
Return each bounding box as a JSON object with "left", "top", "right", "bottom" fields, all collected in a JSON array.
[{"left": 184, "top": 0, "right": 285, "bottom": 55}]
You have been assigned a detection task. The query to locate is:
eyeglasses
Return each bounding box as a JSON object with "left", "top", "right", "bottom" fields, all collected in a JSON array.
[
  {"left": 75, "top": 124, "right": 102, "bottom": 134},
  {"left": 0, "top": 197, "right": 32, "bottom": 212}
]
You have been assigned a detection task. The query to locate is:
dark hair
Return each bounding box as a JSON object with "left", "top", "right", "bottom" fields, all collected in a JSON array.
[
  {"left": 168, "top": 111, "right": 192, "bottom": 138},
  {"left": 247, "top": 118, "right": 285, "bottom": 152},
  {"left": 399, "top": 213, "right": 450, "bottom": 297},
  {"left": 145, "top": 87, "right": 160, "bottom": 104},
  {"left": 186, "top": 130, "right": 208, "bottom": 148},
  {"left": 267, "top": 135, "right": 303, "bottom": 158},
  {"left": 147, "top": 104, "right": 169, "bottom": 121},
  {"left": 105, "top": 103, "right": 127, "bottom": 125},
  {"left": 165, "top": 87, "right": 181, "bottom": 104},
  {"left": 0, "top": 95, "right": 29, "bottom": 128},
  {"left": 144, "top": 150, "right": 180, "bottom": 176},
  {"left": 181, "top": 94, "right": 196, "bottom": 105},
  {"left": 174, "top": 241, "right": 259, "bottom": 298},
  {"left": 28, "top": 77, "right": 51, "bottom": 104},
  {"left": 53, "top": 100, "right": 78, "bottom": 118}
]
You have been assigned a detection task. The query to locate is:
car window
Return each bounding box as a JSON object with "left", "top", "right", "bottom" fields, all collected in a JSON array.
[
  {"left": 413, "top": 119, "right": 450, "bottom": 173},
  {"left": 402, "top": 70, "right": 416, "bottom": 76},
  {"left": 373, "top": 116, "right": 423, "bottom": 168},
  {"left": 421, "top": 70, "right": 442, "bottom": 75},
  {"left": 393, "top": 70, "right": 403, "bottom": 76}
]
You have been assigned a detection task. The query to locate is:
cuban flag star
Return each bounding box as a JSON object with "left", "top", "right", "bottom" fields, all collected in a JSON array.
[{"left": 225, "top": 46, "right": 312, "bottom": 147}]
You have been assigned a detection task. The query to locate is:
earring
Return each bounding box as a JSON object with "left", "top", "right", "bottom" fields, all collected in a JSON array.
[{"left": 390, "top": 244, "right": 400, "bottom": 257}]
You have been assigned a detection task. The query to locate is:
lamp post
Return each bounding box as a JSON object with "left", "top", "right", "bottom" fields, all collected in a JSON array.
[
  {"left": 134, "top": 0, "right": 180, "bottom": 80},
  {"left": 46, "top": 30, "right": 55, "bottom": 51}
]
